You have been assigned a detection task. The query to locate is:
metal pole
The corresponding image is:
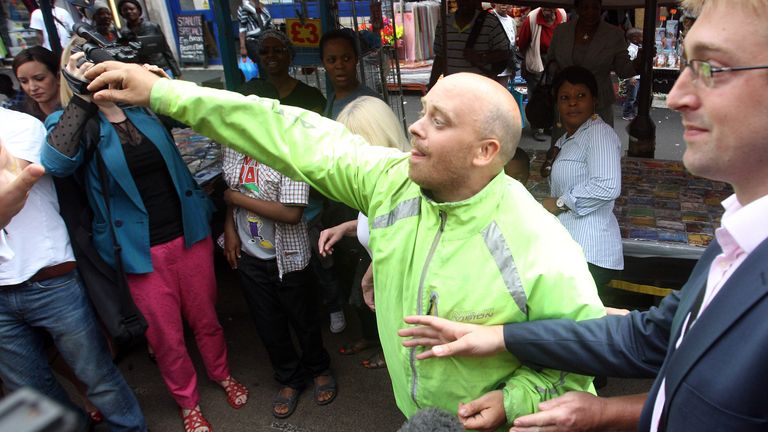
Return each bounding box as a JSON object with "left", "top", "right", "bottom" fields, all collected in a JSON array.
[
  {"left": 211, "top": 0, "right": 241, "bottom": 90},
  {"left": 627, "top": 0, "right": 657, "bottom": 158},
  {"left": 39, "top": 0, "right": 62, "bottom": 59}
]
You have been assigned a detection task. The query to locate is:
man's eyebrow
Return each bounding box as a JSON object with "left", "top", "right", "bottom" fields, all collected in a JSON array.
[
  {"left": 686, "top": 41, "right": 729, "bottom": 59},
  {"left": 419, "top": 97, "right": 452, "bottom": 120}
]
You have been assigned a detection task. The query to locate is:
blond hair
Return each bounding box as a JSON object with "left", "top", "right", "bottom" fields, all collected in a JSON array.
[
  {"left": 682, "top": 0, "right": 765, "bottom": 15},
  {"left": 336, "top": 96, "right": 409, "bottom": 151},
  {"left": 59, "top": 36, "right": 87, "bottom": 107}
]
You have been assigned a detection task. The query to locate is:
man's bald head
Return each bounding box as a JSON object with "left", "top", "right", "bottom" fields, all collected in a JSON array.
[{"left": 436, "top": 73, "right": 522, "bottom": 167}]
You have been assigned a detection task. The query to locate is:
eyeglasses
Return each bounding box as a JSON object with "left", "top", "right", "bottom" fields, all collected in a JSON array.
[
  {"left": 258, "top": 47, "right": 289, "bottom": 56},
  {"left": 540, "top": 146, "right": 561, "bottom": 178},
  {"left": 681, "top": 59, "right": 768, "bottom": 88}
]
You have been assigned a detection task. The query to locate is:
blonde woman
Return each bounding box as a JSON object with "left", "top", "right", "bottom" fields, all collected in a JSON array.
[{"left": 318, "top": 96, "right": 408, "bottom": 369}]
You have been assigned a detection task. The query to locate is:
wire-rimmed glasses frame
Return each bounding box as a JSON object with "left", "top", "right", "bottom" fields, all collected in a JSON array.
[{"left": 681, "top": 58, "right": 768, "bottom": 88}]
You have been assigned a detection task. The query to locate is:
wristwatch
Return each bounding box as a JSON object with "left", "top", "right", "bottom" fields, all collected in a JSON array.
[{"left": 556, "top": 197, "right": 569, "bottom": 212}]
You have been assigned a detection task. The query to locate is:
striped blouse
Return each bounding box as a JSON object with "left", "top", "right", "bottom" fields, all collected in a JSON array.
[{"left": 550, "top": 117, "right": 624, "bottom": 270}]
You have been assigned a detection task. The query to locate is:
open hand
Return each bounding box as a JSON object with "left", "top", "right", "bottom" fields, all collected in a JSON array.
[{"left": 398, "top": 315, "right": 505, "bottom": 360}]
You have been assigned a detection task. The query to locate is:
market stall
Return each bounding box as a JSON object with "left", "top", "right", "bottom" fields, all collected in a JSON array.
[{"left": 526, "top": 149, "right": 730, "bottom": 297}]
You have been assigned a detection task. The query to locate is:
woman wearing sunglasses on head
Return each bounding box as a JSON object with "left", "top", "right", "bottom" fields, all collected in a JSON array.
[{"left": 540, "top": 65, "right": 623, "bottom": 293}]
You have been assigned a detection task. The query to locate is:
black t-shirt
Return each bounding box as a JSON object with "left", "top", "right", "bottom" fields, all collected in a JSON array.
[{"left": 120, "top": 132, "right": 184, "bottom": 246}]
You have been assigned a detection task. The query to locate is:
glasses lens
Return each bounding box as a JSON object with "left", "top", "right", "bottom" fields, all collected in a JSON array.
[{"left": 698, "top": 61, "right": 713, "bottom": 87}]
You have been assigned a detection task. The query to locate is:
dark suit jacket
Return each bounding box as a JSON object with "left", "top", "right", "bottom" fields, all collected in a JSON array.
[{"left": 504, "top": 238, "right": 768, "bottom": 431}]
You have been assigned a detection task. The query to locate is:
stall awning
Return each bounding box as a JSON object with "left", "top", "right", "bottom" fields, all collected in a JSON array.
[{"left": 494, "top": 0, "right": 680, "bottom": 6}]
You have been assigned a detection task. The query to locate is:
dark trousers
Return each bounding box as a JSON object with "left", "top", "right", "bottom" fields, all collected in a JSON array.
[{"left": 237, "top": 254, "right": 330, "bottom": 389}]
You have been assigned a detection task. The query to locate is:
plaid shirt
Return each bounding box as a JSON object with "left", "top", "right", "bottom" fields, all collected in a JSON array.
[{"left": 222, "top": 146, "right": 310, "bottom": 277}]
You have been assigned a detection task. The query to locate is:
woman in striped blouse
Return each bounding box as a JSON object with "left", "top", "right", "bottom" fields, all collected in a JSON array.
[{"left": 540, "top": 65, "right": 623, "bottom": 291}]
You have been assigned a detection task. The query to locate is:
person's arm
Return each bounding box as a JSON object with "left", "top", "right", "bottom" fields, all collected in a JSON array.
[
  {"left": 517, "top": 16, "right": 532, "bottom": 52},
  {"left": 400, "top": 289, "right": 680, "bottom": 378},
  {"left": 41, "top": 53, "right": 102, "bottom": 176},
  {"left": 151, "top": 24, "right": 181, "bottom": 78},
  {"left": 223, "top": 189, "right": 303, "bottom": 224},
  {"left": 510, "top": 392, "right": 646, "bottom": 432},
  {"left": 0, "top": 163, "right": 45, "bottom": 229},
  {"left": 85, "top": 63, "right": 399, "bottom": 214},
  {"left": 557, "top": 126, "right": 622, "bottom": 217},
  {"left": 222, "top": 204, "right": 241, "bottom": 269},
  {"left": 318, "top": 219, "right": 357, "bottom": 257},
  {"left": 428, "top": 21, "right": 445, "bottom": 89},
  {"left": 239, "top": 31, "right": 247, "bottom": 57}
]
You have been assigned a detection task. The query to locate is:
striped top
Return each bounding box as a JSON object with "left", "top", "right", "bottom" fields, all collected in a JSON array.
[
  {"left": 237, "top": 2, "right": 273, "bottom": 38},
  {"left": 550, "top": 117, "right": 624, "bottom": 270},
  {"left": 433, "top": 10, "right": 510, "bottom": 78}
]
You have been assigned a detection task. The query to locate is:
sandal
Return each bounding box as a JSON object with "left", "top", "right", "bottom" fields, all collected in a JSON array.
[
  {"left": 220, "top": 376, "right": 248, "bottom": 409},
  {"left": 180, "top": 407, "right": 212, "bottom": 432},
  {"left": 313, "top": 372, "right": 337, "bottom": 406},
  {"left": 338, "top": 338, "right": 379, "bottom": 355},
  {"left": 361, "top": 350, "right": 387, "bottom": 369},
  {"left": 272, "top": 387, "right": 301, "bottom": 419}
]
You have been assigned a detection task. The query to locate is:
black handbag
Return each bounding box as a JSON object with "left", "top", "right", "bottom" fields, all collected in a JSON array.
[
  {"left": 53, "top": 128, "right": 148, "bottom": 354},
  {"left": 525, "top": 62, "right": 556, "bottom": 130}
]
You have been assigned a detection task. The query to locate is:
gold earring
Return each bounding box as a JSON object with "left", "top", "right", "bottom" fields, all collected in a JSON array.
[
  {"left": 591, "top": 113, "right": 599, "bottom": 120},
  {"left": 556, "top": 121, "right": 562, "bottom": 128}
]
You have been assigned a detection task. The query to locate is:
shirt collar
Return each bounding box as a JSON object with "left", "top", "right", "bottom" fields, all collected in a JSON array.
[{"left": 720, "top": 193, "right": 768, "bottom": 255}]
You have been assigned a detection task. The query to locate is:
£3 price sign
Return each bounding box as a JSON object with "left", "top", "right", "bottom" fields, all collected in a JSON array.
[{"left": 286, "top": 19, "right": 321, "bottom": 48}]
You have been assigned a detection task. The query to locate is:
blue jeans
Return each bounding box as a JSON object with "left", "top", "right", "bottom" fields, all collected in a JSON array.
[
  {"left": 0, "top": 270, "right": 147, "bottom": 432},
  {"left": 622, "top": 79, "right": 639, "bottom": 118}
]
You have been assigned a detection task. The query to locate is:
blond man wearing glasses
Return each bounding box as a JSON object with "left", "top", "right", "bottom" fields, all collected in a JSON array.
[{"left": 399, "top": 0, "right": 768, "bottom": 431}]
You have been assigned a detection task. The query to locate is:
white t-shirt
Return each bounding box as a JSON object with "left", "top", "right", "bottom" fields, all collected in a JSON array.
[
  {"left": 356, "top": 212, "right": 372, "bottom": 258},
  {"left": 29, "top": 6, "right": 74, "bottom": 50},
  {"left": 0, "top": 108, "right": 74, "bottom": 284}
]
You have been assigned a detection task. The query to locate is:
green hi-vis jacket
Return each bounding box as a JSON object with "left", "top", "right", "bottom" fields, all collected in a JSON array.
[{"left": 152, "top": 80, "right": 606, "bottom": 427}]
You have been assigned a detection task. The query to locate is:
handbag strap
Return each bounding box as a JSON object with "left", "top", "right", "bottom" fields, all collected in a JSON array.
[{"left": 465, "top": 10, "right": 486, "bottom": 50}]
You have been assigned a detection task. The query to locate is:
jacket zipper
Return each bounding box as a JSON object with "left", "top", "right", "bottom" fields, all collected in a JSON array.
[
  {"left": 410, "top": 210, "right": 446, "bottom": 405},
  {"left": 426, "top": 291, "right": 439, "bottom": 316}
]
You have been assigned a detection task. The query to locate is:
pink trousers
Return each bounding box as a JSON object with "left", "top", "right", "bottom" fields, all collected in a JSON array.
[{"left": 127, "top": 236, "right": 229, "bottom": 408}]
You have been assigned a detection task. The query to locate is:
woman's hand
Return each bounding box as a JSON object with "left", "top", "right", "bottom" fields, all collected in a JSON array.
[
  {"left": 542, "top": 197, "right": 560, "bottom": 215},
  {"left": 318, "top": 225, "right": 345, "bottom": 257},
  {"left": 223, "top": 222, "right": 241, "bottom": 270},
  {"left": 66, "top": 52, "right": 96, "bottom": 102},
  {"left": 458, "top": 390, "right": 507, "bottom": 432},
  {"left": 361, "top": 263, "right": 375, "bottom": 311}
]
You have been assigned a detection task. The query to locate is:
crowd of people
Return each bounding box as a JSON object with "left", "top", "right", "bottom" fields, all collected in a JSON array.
[{"left": 2, "top": 0, "right": 768, "bottom": 431}]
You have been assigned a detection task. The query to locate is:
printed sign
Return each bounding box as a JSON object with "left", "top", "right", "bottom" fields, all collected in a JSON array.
[
  {"left": 286, "top": 18, "right": 321, "bottom": 48},
  {"left": 176, "top": 15, "right": 205, "bottom": 64}
]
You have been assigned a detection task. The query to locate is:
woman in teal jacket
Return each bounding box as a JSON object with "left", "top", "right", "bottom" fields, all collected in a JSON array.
[{"left": 41, "top": 43, "right": 246, "bottom": 432}]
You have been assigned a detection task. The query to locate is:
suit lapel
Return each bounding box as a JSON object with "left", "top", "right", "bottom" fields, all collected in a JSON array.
[{"left": 663, "top": 239, "right": 768, "bottom": 408}]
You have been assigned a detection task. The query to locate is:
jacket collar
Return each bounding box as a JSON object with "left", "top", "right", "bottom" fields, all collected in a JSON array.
[{"left": 419, "top": 171, "right": 509, "bottom": 239}]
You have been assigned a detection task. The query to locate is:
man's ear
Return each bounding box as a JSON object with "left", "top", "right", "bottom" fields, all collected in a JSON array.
[{"left": 473, "top": 138, "right": 502, "bottom": 168}]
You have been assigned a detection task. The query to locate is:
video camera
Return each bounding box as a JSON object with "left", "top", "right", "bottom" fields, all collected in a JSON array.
[{"left": 73, "top": 22, "right": 142, "bottom": 64}]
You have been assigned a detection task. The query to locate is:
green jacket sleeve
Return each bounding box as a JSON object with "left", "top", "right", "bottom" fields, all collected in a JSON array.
[
  {"left": 150, "top": 79, "right": 403, "bottom": 214},
  {"left": 500, "top": 264, "right": 606, "bottom": 422}
]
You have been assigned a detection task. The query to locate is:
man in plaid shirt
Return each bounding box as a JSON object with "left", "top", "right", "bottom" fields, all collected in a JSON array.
[{"left": 221, "top": 147, "right": 334, "bottom": 418}]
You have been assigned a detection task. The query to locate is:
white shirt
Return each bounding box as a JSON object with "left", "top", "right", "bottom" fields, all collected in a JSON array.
[
  {"left": 29, "top": 6, "right": 74, "bottom": 50},
  {"left": 550, "top": 117, "right": 623, "bottom": 270},
  {"left": 650, "top": 193, "right": 768, "bottom": 431},
  {"left": 0, "top": 108, "right": 74, "bottom": 285},
  {"left": 0, "top": 231, "right": 12, "bottom": 264},
  {"left": 356, "top": 212, "right": 371, "bottom": 257}
]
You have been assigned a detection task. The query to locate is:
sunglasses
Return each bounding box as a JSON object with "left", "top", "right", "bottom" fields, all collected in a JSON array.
[{"left": 540, "top": 146, "right": 561, "bottom": 178}]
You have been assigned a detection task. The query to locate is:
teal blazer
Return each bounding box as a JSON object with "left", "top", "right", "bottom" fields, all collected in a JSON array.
[{"left": 42, "top": 107, "right": 213, "bottom": 274}]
